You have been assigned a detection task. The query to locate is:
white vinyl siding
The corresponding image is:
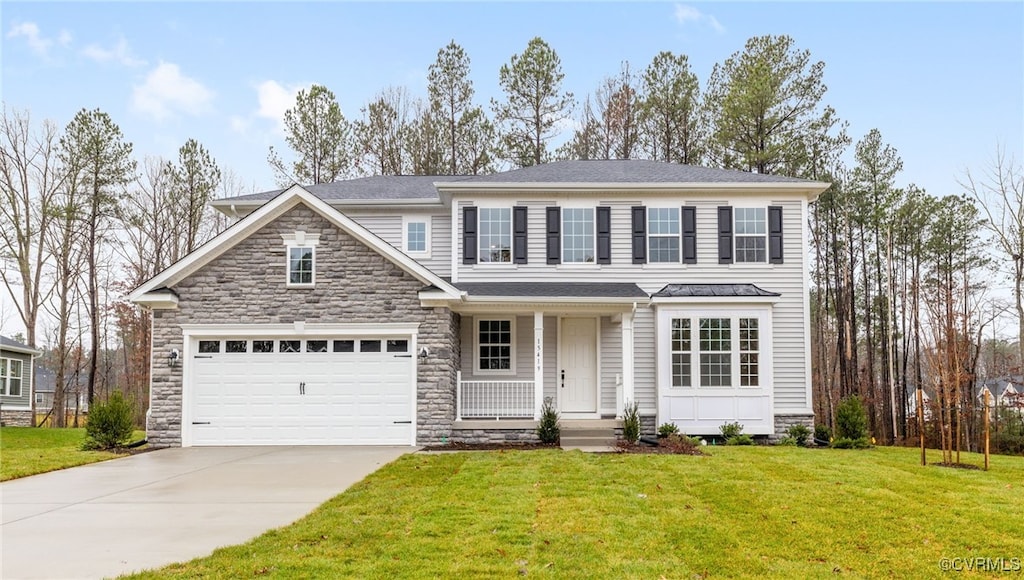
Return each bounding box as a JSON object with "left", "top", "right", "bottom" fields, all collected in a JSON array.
[
  {"left": 455, "top": 196, "right": 809, "bottom": 414},
  {"left": 600, "top": 316, "right": 621, "bottom": 414},
  {"left": 347, "top": 212, "right": 451, "bottom": 276}
]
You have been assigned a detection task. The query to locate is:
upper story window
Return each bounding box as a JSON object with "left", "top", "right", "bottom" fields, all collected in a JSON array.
[
  {"left": 734, "top": 208, "right": 766, "bottom": 263},
  {"left": 718, "top": 206, "right": 783, "bottom": 265},
  {"left": 631, "top": 206, "right": 695, "bottom": 264},
  {"left": 562, "top": 207, "right": 595, "bottom": 263},
  {"left": 479, "top": 208, "right": 511, "bottom": 263},
  {"left": 648, "top": 208, "right": 680, "bottom": 263},
  {"left": 403, "top": 217, "right": 430, "bottom": 257},
  {"left": 0, "top": 358, "right": 23, "bottom": 397},
  {"left": 281, "top": 231, "right": 320, "bottom": 287}
]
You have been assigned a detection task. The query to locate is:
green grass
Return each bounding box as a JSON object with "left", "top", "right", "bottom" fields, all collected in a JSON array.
[
  {"left": 0, "top": 427, "right": 144, "bottom": 481},
  {"left": 125, "top": 446, "right": 1024, "bottom": 579}
]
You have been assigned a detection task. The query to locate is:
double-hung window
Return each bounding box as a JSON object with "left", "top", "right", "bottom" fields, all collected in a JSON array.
[
  {"left": 734, "top": 208, "right": 767, "bottom": 263},
  {"left": 562, "top": 208, "right": 595, "bottom": 263},
  {"left": 476, "top": 318, "right": 514, "bottom": 373},
  {"left": 479, "top": 208, "right": 511, "bottom": 263},
  {"left": 1, "top": 358, "right": 22, "bottom": 396},
  {"left": 282, "top": 231, "right": 320, "bottom": 287},
  {"left": 648, "top": 208, "right": 680, "bottom": 263}
]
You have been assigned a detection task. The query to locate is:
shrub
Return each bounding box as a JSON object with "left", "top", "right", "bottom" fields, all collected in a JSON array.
[
  {"left": 831, "top": 436, "right": 872, "bottom": 449},
  {"left": 835, "top": 395, "right": 869, "bottom": 442},
  {"left": 84, "top": 391, "right": 135, "bottom": 450},
  {"left": 622, "top": 400, "right": 641, "bottom": 443},
  {"left": 786, "top": 424, "right": 811, "bottom": 446},
  {"left": 777, "top": 436, "right": 798, "bottom": 446},
  {"left": 536, "top": 398, "right": 560, "bottom": 444},
  {"left": 659, "top": 433, "right": 703, "bottom": 453},
  {"left": 657, "top": 422, "right": 680, "bottom": 438},
  {"left": 725, "top": 433, "right": 755, "bottom": 446},
  {"left": 719, "top": 422, "right": 744, "bottom": 439},
  {"left": 814, "top": 423, "right": 832, "bottom": 443}
]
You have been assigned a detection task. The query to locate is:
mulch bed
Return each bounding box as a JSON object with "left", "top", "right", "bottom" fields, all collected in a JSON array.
[{"left": 421, "top": 441, "right": 559, "bottom": 451}]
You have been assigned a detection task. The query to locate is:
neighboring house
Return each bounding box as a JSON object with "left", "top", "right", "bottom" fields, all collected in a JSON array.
[
  {"left": 129, "top": 160, "right": 829, "bottom": 447},
  {"left": 976, "top": 377, "right": 1024, "bottom": 415},
  {"left": 1, "top": 335, "right": 40, "bottom": 426},
  {"left": 33, "top": 366, "right": 88, "bottom": 415}
]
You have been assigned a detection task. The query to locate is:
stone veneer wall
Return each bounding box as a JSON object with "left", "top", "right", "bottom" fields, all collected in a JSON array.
[
  {"left": 773, "top": 414, "right": 815, "bottom": 440},
  {"left": 148, "top": 203, "right": 460, "bottom": 447},
  {"left": 0, "top": 409, "right": 33, "bottom": 426},
  {"left": 451, "top": 428, "right": 540, "bottom": 444}
]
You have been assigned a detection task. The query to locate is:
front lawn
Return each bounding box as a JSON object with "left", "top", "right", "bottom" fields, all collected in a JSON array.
[
  {"left": 0, "top": 427, "right": 143, "bottom": 481},
  {"left": 127, "top": 446, "right": 1024, "bottom": 579}
]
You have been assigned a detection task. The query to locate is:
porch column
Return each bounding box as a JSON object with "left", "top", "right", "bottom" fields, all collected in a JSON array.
[
  {"left": 534, "top": 311, "right": 544, "bottom": 420},
  {"left": 619, "top": 311, "right": 635, "bottom": 418}
]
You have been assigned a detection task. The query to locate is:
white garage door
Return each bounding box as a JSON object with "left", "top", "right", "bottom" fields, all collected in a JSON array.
[{"left": 187, "top": 336, "right": 415, "bottom": 446}]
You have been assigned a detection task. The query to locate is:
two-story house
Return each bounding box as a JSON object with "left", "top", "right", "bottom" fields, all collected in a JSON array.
[{"left": 129, "top": 160, "right": 829, "bottom": 447}]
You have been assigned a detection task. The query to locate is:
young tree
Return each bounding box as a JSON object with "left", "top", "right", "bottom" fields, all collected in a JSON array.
[
  {"left": 0, "top": 106, "right": 64, "bottom": 351},
  {"left": 59, "top": 108, "right": 136, "bottom": 408},
  {"left": 960, "top": 148, "right": 1024, "bottom": 365},
  {"left": 492, "top": 37, "right": 574, "bottom": 167},
  {"left": 268, "top": 84, "right": 351, "bottom": 185},
  {"left": 705, "top": 35, "right": 845, "bottom": 177},
  {"left": 637, "top": 51, "right": 702, "bottom": 164}
]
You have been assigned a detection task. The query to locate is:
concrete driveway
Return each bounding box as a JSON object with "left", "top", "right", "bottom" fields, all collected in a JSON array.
[{"left": 1, "top": 445, "right": 411, "bottom": 579}]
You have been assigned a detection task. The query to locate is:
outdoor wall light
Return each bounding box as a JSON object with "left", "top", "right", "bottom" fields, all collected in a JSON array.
[
  {"left": 419, "top": 347, "right": 430, "bottom": 359},
  {"left": 168, "top": 348, "right": 180, "bottom": 368}
]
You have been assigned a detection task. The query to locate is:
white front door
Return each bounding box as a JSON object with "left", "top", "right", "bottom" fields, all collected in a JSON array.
[{"left": 560, "top": 317, "right": 597, "bottom": 413}]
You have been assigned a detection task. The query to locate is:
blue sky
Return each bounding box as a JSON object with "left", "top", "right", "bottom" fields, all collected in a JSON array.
[{"left": 2, "top": 1, "right": 1022, "bottom": 196}]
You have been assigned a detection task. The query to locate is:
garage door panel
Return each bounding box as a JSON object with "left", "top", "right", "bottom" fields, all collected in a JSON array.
[{"left": 189, "top": 336, "right": 414, "bottom": 446}]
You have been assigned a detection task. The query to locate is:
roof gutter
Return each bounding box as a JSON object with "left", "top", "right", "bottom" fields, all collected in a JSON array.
[{"left": 434, "top": 180, "right": 831, "bottom": 199}]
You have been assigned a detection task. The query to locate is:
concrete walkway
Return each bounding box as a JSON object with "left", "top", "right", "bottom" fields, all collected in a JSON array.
[{"left": 1, "top": 446, "right": 410, "bottom": 579}]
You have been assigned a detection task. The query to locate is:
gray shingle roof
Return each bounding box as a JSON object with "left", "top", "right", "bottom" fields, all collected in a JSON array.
[
  {"left": 1, "top": 335, "right": 37, "bottom": 352},
  {"left": 653, "top": 284, "right": 781, "bottom": 298},
  {"left": 456, "top": 282, "right": 648, "bottom": 299},
  {"left": 225, "top": 175, "right": 467, "bottom": 203},
  {"left": 220, "top": 160, "right": 816, "bottom": 204},
  {"left": 453, "top": 160, "right": 814, "bottom": 184}
]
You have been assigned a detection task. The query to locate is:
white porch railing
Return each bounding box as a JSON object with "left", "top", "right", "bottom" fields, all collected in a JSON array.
[{"left": 456, "top": 371, "right": 535, "bottom": 419}]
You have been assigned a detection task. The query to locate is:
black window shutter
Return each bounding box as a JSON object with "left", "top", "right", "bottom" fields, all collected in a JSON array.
[
  {"left": 596, "top": 206, "right": 611, "bottom": 264},
  {"left": 546, "top": 207, "right": 561, "bottom": 264},
  {"left": 768, "top": 205, "right": 784, "bottom": 264},
  {"left": 717, "top": 206, "right": 733, "bottom": 264},
  {"left": 681, "top": 206, "right": 697, "bottom": 264},
  {"left": 631, "top": 206, "right": 647, "bottom": 264},
  {"left": 463, "top": 206, "right": 477, "bottom": 264},
  {"left": 513, "top": 206, "right": 528, "bottom": 264}
]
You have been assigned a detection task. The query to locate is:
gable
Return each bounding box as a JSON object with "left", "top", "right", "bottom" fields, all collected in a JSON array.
[{"left": 129, "top": 186, "right": 459, "bottom": 307}]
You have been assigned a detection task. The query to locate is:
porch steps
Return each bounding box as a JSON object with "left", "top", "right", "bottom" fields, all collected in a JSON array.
[{"left": 560, "top": 425, "right": 617, "bottom": 451}]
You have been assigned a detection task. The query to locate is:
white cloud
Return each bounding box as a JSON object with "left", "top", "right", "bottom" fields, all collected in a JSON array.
[
  {"left": 7, "top": 22, "right": 53, "bottom": 57},
  {"left": 82, "top": 37, "right": 145, "bottom": 67},
  {"left": 256, "top": 80, "right": 309, "bottom": 132},
  {"left": 58, "top": 30, "right": 73, "bottom": 47},
  {"left": 229, "top": 115, "right": 250, "bottom": 134},
  {"left": 673, "top": 4, "right": 725, "bottom": 34},
  {"left": 131, "top": 61, "right": 214, "bottom": 121}
]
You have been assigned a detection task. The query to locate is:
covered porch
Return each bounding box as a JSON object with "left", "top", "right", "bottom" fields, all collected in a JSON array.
[{"left": 439, "top": 282, "right": 650, "bottom": 422}]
